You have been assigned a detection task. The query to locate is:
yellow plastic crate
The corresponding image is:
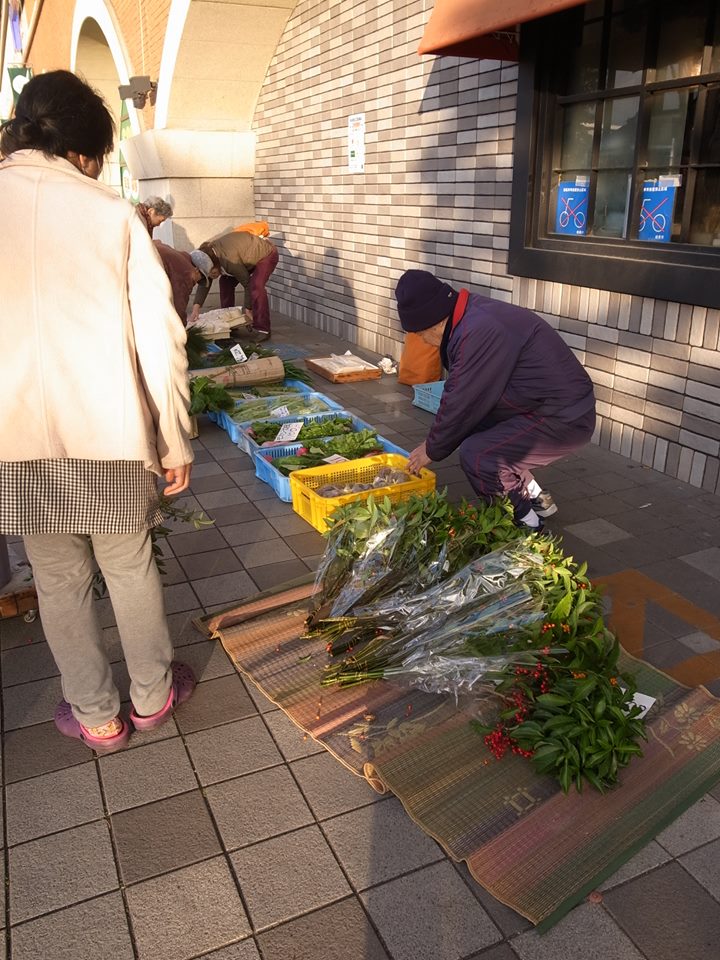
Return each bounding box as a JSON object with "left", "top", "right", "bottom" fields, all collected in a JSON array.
[{"left": 289, "top": 453, "right": 436, "bottom": 532}]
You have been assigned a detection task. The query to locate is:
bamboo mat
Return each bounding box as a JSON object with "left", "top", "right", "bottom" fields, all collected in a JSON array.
[{"left": 202, "top": 585, "right": 720, "bottom": 930}]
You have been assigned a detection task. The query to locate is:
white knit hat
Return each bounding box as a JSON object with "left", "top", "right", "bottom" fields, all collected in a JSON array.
[{"left": 190, "top": 250, "right": 214, "bottom": 279}]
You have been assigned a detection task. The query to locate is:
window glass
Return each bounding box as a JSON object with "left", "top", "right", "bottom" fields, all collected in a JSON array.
[
  {"left": 598, "top": 96, "right": 639, "bottom": 168},
  {"left": 592, "top": 170, "right": 633, "bottom": 237},
  {"left": 655, "top": 0, "right": 708, "bottom": 81},
  {"left": 514, "top": 0, "right": 720, "bottom": 306},
  {"left": 585, "top": 0, "right": 606, "bottom": 19},
  {"left": 689, "top": 169, "right": 720, "bottom": 244},
  {"left": 566, "top": 19, "right": 603, "bottom": 93},
  {"left": 699, "top": 86, "right": 720, "bottom": 163},
  {"left": 606, "top": 8, "right": 646, "bottom": 88},
  {"left": 559, "top": 102, "right": 597, "bottom": 170},
  {"left": 611, "top": 0, "right": 649, "bottom": 12},
  {"left": 538, "top": 1, "right": 720, "bottom": 252},
  {"left": 712, "top": 14, "right": 720, "bottom": 72},
  {"left": 646, "top": 89, "right": 695, "bottom": 168}
]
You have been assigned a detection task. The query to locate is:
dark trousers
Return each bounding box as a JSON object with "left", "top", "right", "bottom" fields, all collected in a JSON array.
[
  {"left": 218, "top": 246, "right": 279, "bottom": 333},
  {"left": 459, "top": 408, "right": 596, "bottom": 517}
]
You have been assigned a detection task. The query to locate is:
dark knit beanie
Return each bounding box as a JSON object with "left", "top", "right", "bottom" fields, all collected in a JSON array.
[{"left": 395, "top": 270, "right": 459, "bottom": 332}]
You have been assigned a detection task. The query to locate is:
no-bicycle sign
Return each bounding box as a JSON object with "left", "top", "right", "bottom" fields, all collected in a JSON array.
[
  {"left": 638, "top": 179, "right": 679, "bottom": 243},
  {"left": 555, "top": 180, "right": 589, "bottom": 236}
]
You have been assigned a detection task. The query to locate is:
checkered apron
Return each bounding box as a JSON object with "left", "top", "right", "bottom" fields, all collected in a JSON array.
[{"left": 0, "top": 460, "right": 163, "bottom": 535}]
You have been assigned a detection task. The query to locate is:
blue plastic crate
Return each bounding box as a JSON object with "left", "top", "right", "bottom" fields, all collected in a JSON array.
[
  {"left": 255, "top": 434, "right": 409, "bottom": 501},
  {"left": 229, "top": 387, "right": 340, "bottom": 417},
  {"left": 412, "top": 380, "right": 445, "bottom": 414},
  {"left": 276, "top": 378, "right": 315, "bottom": 395},
  {"left": 218, "top": 409, "right": 245, "bottom": 445},
  {"left": 235, "top": 410, "right": 376, "bottom": 462},
  {"left": 207, "top": 379, "right": 314, "bottom": 437},
  {"left": 222, "top": 393, "right": 342, "bottom": 447}
]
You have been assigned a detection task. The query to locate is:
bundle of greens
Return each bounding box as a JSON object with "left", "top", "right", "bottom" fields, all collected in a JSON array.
[
  {"left": 311, "top": 533, "right": 534, "bottom": 659},
  {"left": 307, "top": 492, "right": 521, "bottom": 627},
  {"left": 201, "top": 340, "right": 313, "bottom": 384},
  {"left": 250, "top": 416, "right": 354, "bottom": 445},
  {"left": 200, "top": 346, "right": 242, "bottom": 367},
  {"left": 281, "top": 360, "right": 312, "bottom": 384},
  {"left": 230, "top": 395, "right": 332, "bottom": 423},
  {"left": 243, "top": 343, "right": 312, "bottom": 384},
  {"left": 188, "top": 376, "right": 236, "bottom": 416},
  {"left": 226, "top": 384, "right": 304, "bottom": 399},
  {"left": 185, "top": 323, "right": 313, "bottom": 383},
  {"left": 186, "top": 326, "right": 213, "bottom": 370},
  {"left": 321, "top": 582, "right": 545, "bottom": 688},
  {"left": 304, "top": 491, "right": 647, "bottom": 793},
  {"left": 270, "top": 430, "right": 384, "bottom": 475}
]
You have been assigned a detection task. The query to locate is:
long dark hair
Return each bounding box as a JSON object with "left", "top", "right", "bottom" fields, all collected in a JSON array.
[{"left": 0, "top": 70, "right": 114, "bottom": 161}]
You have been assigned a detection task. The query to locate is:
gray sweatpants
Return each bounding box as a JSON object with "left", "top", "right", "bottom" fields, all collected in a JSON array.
[{"left": 23, "top": 531, "right": 173, "bottom": 728}]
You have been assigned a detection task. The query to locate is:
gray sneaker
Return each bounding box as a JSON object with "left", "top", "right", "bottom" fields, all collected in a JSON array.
[{"left": 530, "top": 491, "right": 558, "bottom": 517}]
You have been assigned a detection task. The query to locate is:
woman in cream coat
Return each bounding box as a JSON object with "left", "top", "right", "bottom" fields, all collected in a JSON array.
[{"left": 0, "top": 71, "right": 196, "bottom": 753}]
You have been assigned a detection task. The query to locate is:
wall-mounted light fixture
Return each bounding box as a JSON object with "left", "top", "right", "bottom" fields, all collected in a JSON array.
[{"left": 118, "top": 76, "right": 157, "bottom": 110}]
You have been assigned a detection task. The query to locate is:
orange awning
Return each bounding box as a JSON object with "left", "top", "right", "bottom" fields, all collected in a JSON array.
[{"left": 418, "top": 0, "right": 586, "bottom": 60}]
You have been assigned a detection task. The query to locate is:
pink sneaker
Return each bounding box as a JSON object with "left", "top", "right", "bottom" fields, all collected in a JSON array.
[
  {"left": 54, "top": 701, "right": 130, "bottom": 755},
  {"left": 130, "top": 661, "right": 196, "bottom": 731}
]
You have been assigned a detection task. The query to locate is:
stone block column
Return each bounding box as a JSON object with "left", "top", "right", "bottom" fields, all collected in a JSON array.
[{"left": 119, "top": 129, "right": 257, "bottom": 251}]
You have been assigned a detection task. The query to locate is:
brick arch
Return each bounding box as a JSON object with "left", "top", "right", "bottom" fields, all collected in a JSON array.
[
  {"left": 155, "top": 0, "right": 298, "bottom": 132},
  {"left": 71, "top": 0, "right": 145, "bottom": 194},
  {"left": 71, "top": 0, "right": 138, "bottom": 129}
]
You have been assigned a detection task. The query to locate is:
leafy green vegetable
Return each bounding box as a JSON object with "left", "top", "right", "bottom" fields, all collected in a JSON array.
[
  {"left": 188, "top": 377, "right": 236, "bottom": 416},
  {"left": 280, "top": 360, "right": 313, "bottom": 384},
  {"left": 226, "top": 384, "right": 303, "bottom": 398},
  {"left": 230, "top": 395, "right": 331, "bottom": 423},
  {"left": 271, "top": 430, "right": 384, "bottom": 475},
  {"left": 192, "top": 341, "right": 313, "bottom": 384},
  {"left": 250, "top": 416, "right": 354, "bottom": 444},
  {"left": 185, "top": 327, "right": 213, "bottom": 370}
]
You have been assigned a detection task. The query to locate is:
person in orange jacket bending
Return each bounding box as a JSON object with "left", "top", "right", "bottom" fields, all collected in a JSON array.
[{"left": 189, "top": 230, "right": 279, "bottom": 339}]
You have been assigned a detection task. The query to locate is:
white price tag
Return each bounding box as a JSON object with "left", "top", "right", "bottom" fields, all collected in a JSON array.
[
  {"left": 620, "top": 687, "right": 656, "bottom": 718},
  {"left": 248, "top": 352, "right": 260, "bottom": 361},
  {"left": 322, "top": 454, "right": 349, "bottom": 464},
  {"left": 629, "top": 692, "right": 656, "bottom": 718},
  {"left": 230, "top": 344, "right": 247, "bottom": 363},
  {"left": 274, "top": 421, "right": 304, "bottom": 443},
  {"left": 270, "top": 405, "right": 290, "bottom": 417}
]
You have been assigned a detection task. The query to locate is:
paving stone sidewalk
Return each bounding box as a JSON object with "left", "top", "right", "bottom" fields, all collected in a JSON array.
[{"left": 2, "top": 314, "right": 720, "bottom": 960}]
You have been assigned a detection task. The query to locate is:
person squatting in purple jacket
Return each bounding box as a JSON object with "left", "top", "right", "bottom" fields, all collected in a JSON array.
[{"left": 396, "top": 270, "right": 596, "bottom": 530}]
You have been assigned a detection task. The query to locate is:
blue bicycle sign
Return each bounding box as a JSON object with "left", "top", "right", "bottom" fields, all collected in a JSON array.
[
  {"left": 638, "top": 181, "right": 677, "bottom": 243},
  {"left": 555, "top": 181, "right": 590, "bottom": 236}
]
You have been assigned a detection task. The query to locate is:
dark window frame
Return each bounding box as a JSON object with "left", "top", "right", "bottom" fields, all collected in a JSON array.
[{"left": 509, "top": 4, "right": 720, "bottom": 309}]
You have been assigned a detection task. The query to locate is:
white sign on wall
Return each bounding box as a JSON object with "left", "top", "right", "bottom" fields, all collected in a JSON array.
[{"left": 348, "top": 113, "right": 365, "bottom": 173}]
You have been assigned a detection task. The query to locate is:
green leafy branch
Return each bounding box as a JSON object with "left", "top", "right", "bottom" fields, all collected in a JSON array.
[{"left": 188, "top": 377, "right": 236, "bottom": 417}]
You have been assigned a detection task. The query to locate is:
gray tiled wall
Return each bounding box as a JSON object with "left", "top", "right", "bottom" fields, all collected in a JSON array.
[{"left": 253, "top": 0, "right": 720, "bottom": 493}]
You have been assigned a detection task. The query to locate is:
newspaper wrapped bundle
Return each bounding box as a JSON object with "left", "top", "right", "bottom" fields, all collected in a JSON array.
[
  {"left": 190, "top": 355, "right": 285, "bottom": 386},
  {"left": 189, "top": 308, "right": 247, "bottom": 339}
]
